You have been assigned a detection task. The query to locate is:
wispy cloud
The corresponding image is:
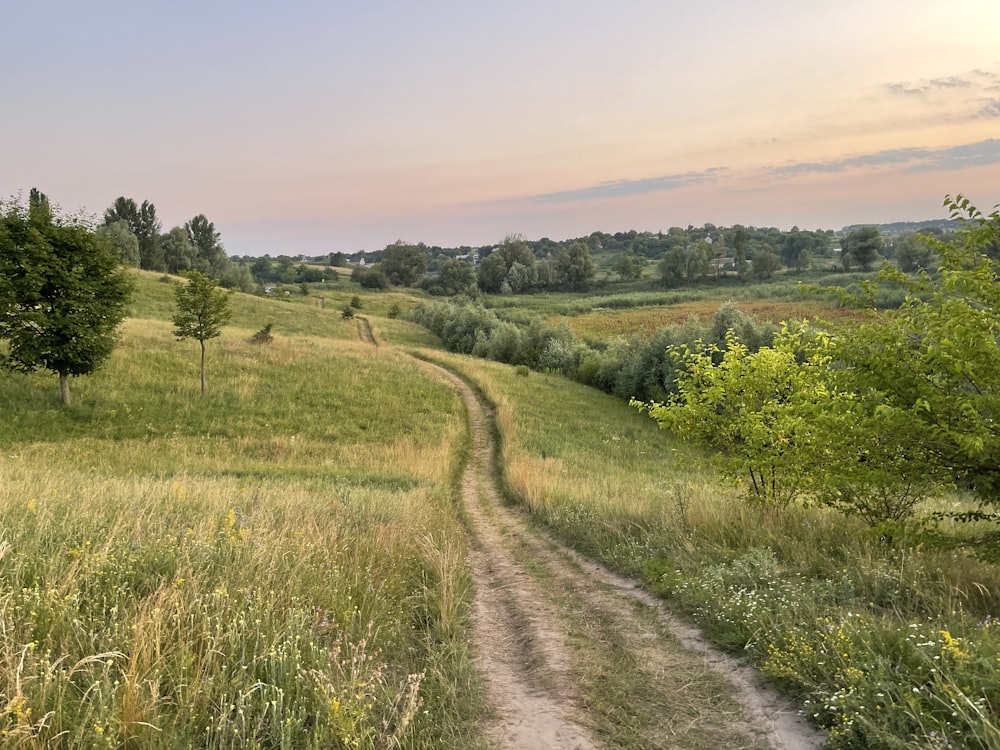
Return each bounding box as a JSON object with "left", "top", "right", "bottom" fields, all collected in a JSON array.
[
  {"left": 977, "top": 99, "right": 1000, "bottom": 118},
  {"left": 907, "top": 139, "right": 1000, "bottom": 171},
  {"left": 772, "top": 148, "right": 929, "bottom": 177},
  {"left": 885, "top": 71, "right": 986, "bottom": 97},
  {"left": 928, "top": 75, "right": 972, "bottom": 89},
  {"left": 528, "top": 168, "right": 725, "bottom": 203},
  {"left": 770, "top": 139, "right": 1000, "bottom": 178}
]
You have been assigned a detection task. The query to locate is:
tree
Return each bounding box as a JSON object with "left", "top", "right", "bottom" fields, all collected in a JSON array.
[
  {"left": 843, "top": 226, "right": 883, "bottom": 271},
  {"left": 894, "top": 232, "right": 937, "bottom": 273},
  {"left": 831, "top": 196, "right": 1000, "bottom": 510},
  {"left": 172, "top": 271, "right": 232, "bottom": 395},
  {"left": 615, "top": 252, "right": 646, "bottom": 281},
  {"left": 96, "top": 220, "right": 141, "bottom": 266},
  {"left": 733, "top": 227, "right": 749, "bottom": 278},
  {"left": 185, "top": 214, "right": 226, "bottom": 273},
  {"left": 161, "top": 226, "right": 197, "bottom": 274},
  {"left": 635, "top": 333, "right": 815, "bottom": 507},
  {"left": 477, "top": 251, "right": 508, "bottom": 293},
  {"left": 0, "top": 192, "right": 133, "bottom": 405},
  {"left": 433, "top": 259, "right": 477, "bottom": 296},
  {"left": 477, "top": 235, "right": 537, "bottom": 294},
  {"left": 381, "top": 241, "right": 427, "bottom": 286},
  {"left": 554, "top": 241, "right": 596, "bottom": 291},
  {"left": 658, "top": 245, "right": 687, "bottom": 287},
  {"left": 105, "top": 196, "right": 164, "bottom": 271},
  {"left": 353, "top": 266, "right": 389, "bottom": 290},
  {"left": 749, "top": 251, "right": 780, "bottom": 280}
]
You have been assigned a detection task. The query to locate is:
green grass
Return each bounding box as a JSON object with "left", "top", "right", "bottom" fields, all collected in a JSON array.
[
  {"left": 0, "top": 274, "right": 488, "bottom": 748},
  {"left": 426, "top": 350, "right": 1000, "bottom": 750}
]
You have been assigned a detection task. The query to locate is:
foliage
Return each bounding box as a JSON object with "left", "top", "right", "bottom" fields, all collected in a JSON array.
[
  {"left": 424, "top": 258, "right": 478, "bottom": 296},
  {"left": 410, "top": 298, "right": 776, "bottom": 404},
  {"left": 96, "top": 219, "right": 141, "bottom": 266},
  {"left": 637, "top": 333, "right": 816, "bottom": 507},
  {"left": 104, "top": 196, "right": 164, "bottom": 271},
  {"left": 750, "top": 250, "right": 780, "bottom": 280},
  {"left": 172, "top": 271, "right": 233, "bottom": 395},
  {"left": 614, "top": 252, "right": 646, "bottom": 281},
  {"left": 477, "top": 235, "right": 536, "bottom": 294},
  {"left": 0, "top": 192, "right": 133, "bottom": 405},
  {"left": 830, "top": 196, "right": 1000, "bottom": 511},
  {"left": 381, "top": 241, "right": 427, "bottom": 286},
  {"left": 843, "top": 225, "right": 884, "bottom": 271},
  {"left": 161, "top": 225, "right": 196, "bottom": 274},
  {"left": 894, "top": 231, "right": 937, "bottom": 273},
  {"left": 250, "top": 322, "right": 274, "bottom": 344},
  {"left": 353, "top": 265, "right": 389, "bottom": 290},
  {"left": 342, "top": 304, "right": 355, "bottom": 319},
  {"left": 553, "top": 241, "right": 596, "bottom": 291}
]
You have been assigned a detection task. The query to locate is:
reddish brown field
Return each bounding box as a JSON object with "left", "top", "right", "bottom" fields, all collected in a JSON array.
[{"left": 553, "top": 300, "right": 862, "bottom": 339}]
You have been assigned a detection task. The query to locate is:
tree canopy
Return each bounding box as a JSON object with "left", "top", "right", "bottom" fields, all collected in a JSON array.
[{"left": 1, "top": 191, "right": 133, "bottom": 405}]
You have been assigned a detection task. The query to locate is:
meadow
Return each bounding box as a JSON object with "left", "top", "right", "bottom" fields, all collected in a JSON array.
[
  {"left": 0, "top": 273, "right": 487, "bottom": 748},
  {"left": 4, "top": 264, "right": 999, "bottom": 748},
  {"left": 423, "top": 352, "right": 1000, "bottom": 749}
]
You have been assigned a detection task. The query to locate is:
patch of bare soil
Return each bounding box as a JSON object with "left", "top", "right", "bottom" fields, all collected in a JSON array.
[{"left": 425, "top": 362, "right": 827, "bottom": 750}]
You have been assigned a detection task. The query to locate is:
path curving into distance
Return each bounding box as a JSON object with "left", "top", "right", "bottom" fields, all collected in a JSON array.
[{"left": 419, "top": 359, "right": 827, "bottom": 750}]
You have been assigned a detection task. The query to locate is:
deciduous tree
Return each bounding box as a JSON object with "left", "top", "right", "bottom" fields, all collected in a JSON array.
[
  {"left": 0, "top": 192, "right": 133, "bottom": 405},
  {"left": 554, "top": 241, "right": 596, "bottom": 291},
  {"left": 381, "top": 241, "right": 427, "bottom": 286},
  {"left": 843, "top": 226, "right": 883, "bottom": 271},
  {"left": 104, "top": 196, "right": 164, "bottom": 271},
  {"left": 172, "top": 271, "right": 232, "bottom": 395}
]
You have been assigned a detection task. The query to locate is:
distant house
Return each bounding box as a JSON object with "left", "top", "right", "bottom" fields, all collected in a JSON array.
[{"left": 709, "top": 257, "right": 736, "bottom": 272}]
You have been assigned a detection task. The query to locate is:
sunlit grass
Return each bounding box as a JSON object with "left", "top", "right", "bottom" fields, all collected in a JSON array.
[{"left": 0, "top": 275, "right": 487, "bottom": 748}]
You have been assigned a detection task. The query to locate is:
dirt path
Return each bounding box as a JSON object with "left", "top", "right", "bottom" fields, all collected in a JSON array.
[
  {"left": 356, "top": 316, "right": 376, "bottom": 345},
  {"left": 423, "top": 362, "right": 827, "bottom": 750}
]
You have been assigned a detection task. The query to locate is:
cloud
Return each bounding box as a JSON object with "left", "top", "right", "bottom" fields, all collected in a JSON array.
[
  {"left": 771, "top": 148, "right": 931, "bottom": 177},
  {"left": 885, "top": 72, "right": 982, "bottom": 97},
  {"left": 928, "top": 75, "right": 972, "bottom": 89},
  {"left": 885, "top": 82, "right": 927, "bottom": 96},
  {"left": 528, "top": 168, "right": 725, "bottom": 203},
  {"left": 770, "top": 139, "right": 1000, "bottom": 179},
  {"left": 907, "top": 139, "right": 1000, "bottom": 171},
  {"left": 977, "top": 99, "right": 1000, "bottom": 118}
]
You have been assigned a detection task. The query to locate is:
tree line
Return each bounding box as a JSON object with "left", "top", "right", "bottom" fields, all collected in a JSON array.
[
  {"left": 411, "top": 197, "right": 1000, "bottom": 533},
  {"left": 100, "top": 196, "right": 254, "bottom": 292}
]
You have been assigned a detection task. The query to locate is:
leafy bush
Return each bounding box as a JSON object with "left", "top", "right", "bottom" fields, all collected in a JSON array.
[{"left": 250, "top": 322, "right": 274, "bottom": 344}]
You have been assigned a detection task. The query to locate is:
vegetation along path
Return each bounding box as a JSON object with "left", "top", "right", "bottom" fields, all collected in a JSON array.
[{"left": 423, "top": 360, "right": 827, "bottom": 750}]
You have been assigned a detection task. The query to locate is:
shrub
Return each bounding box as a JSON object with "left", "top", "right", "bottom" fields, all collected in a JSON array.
[{"left": 250, "top": 322, "right": 274, "bottom": 344}]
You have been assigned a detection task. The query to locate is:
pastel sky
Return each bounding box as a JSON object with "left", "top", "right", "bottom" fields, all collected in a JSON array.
[{"left": 3, "top": 1, "right": 999, "bottom": 256}]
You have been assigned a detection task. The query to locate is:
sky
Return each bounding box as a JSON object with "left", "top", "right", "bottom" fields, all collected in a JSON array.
[{"left": 3, "top": 1, "right": 999, "bottom": 256}]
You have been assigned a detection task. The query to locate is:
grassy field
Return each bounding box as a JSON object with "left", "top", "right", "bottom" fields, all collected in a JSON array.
[
  {"left": 422, "top": 351, "right": 1000, "bottom": 749},
  {"left": 553, "top": 299, "right": 864, "bottom": 339},
  {"left": 0, "top": 272, "right": 487, "bottom": 748}
]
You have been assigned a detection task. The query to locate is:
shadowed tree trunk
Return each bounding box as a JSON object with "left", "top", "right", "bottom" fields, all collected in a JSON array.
[{"left": 59, "top": 372, "right": 71, "bottom": 406}]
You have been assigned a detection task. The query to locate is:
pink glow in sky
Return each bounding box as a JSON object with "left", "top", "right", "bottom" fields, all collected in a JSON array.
[{"left": 3, "top": 1, "right": 999, "bottom": 255}]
